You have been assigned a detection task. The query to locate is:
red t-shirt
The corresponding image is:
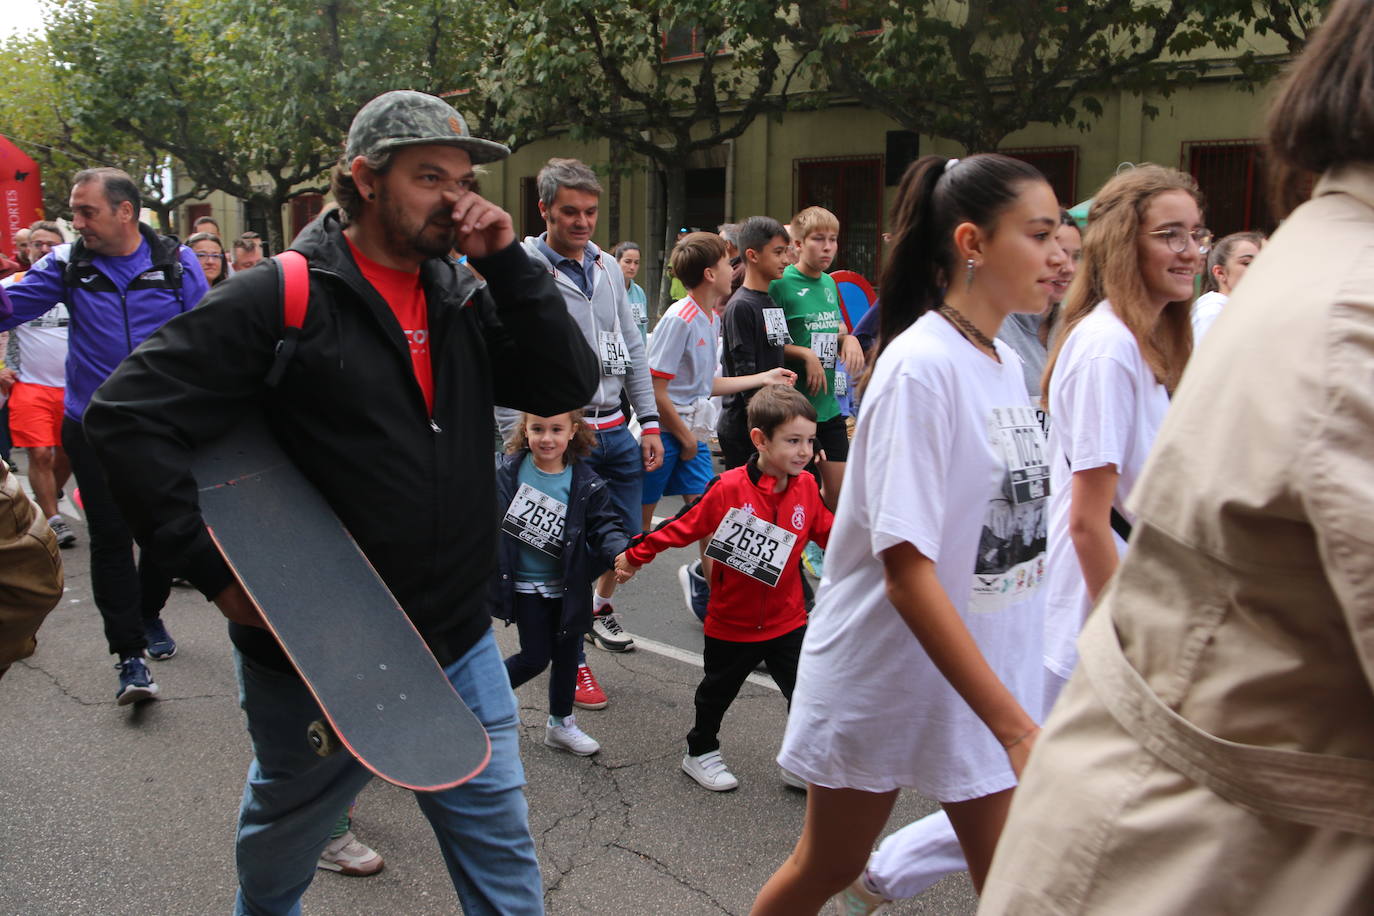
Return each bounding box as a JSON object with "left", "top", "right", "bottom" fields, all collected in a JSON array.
[{"left": 346, "top": 237, "right": 434, "bottom": 412}]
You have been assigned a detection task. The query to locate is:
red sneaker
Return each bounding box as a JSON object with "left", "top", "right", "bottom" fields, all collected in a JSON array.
[{"left": 573, "top": 663, "right": 608, "bottom": 710}]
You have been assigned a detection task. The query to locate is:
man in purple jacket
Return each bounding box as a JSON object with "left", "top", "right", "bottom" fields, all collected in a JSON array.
[{"left": 0, "top": 167, "right": 209, "bottom": 704}]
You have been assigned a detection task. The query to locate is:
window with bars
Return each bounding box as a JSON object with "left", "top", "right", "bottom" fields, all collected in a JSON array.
[
  {"left": 1182, "top": 140, "right": 1272, "bottom": 237},
  {"left": 1002, "top": 147, "right": 1079, "bottom": 209},
  {"left": 290, "top": 193, "right": 325, "bottom": 240},
  {"left": 795, "top": 156, "right": 883, "bottom": 281},
  {"left": 521, "top": 177, "right": 544, "bottom": 240}
]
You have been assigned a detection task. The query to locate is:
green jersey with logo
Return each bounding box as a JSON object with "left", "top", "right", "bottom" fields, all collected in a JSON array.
[{"left": 770, "top": 264, "right": 842, "bottom": 422}]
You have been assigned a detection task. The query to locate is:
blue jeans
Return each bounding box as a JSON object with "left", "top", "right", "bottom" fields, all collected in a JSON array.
[
  {"left": 586, "top": 425, "right": 642, "bottom": 535},
  {"left": 232, "top": 630, "right": 541, "bottom": 916}
]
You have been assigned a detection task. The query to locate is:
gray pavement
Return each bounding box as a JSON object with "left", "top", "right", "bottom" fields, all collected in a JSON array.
[{"left": 0, "top": 477, "right": 977, "bottom": 915}]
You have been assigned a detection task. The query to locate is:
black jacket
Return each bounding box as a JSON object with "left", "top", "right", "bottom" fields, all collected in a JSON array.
[
  {"left": 84, "top": 211, "right": 599, "bottom": 668},
  {"left": 489, "top": 451, "right": 628, "bottom": 640}
]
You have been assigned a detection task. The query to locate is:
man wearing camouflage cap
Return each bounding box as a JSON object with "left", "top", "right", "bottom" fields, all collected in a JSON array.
[{"left": 84, "top": 89, "right": 598, "bottom": 914}]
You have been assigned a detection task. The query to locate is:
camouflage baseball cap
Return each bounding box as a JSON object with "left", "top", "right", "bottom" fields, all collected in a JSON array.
[{"left": 344, "top": 90, "right": 510, "bottom": 164}]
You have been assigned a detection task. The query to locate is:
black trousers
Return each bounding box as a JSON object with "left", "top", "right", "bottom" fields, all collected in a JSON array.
[
  {"left": 503, "top": 592, "right": 579, "bottom": 718},
  {"left": 687, "top": 624, "right": 806, "bottom": 757},
  {"left": 63, "top": 417, "right": 172, "bottom": 658}
]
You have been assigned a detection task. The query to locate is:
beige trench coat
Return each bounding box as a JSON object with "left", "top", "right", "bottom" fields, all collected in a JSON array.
[{"left": 979, "top": 164, "right": 1374, "bottom": 915}]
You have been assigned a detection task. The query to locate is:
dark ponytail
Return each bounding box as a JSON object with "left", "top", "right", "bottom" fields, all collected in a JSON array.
[{"left": 865, "top": 154, "right": 1047, "bottom": 388}]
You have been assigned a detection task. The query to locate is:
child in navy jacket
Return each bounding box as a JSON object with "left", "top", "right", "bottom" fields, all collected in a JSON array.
[{"left": 493, "top": 411, "right": 629, "bottom": 755}]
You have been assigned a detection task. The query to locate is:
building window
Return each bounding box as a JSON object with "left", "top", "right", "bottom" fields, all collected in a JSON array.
[
  {"left": 795, "top": 156, "right": 883, "bottom": 281},
  {"left": 185, "top": 202, "right": 212, "bottom": 235},
  {"left": 290, "top": 193, "right": 325, "bottom": 240},
  {"left": 1003, "top": 146, "right": 1079, "bottom": 209},
  {"left": 1183, "top": 140, "right": 1271, "bottom": 237},
  {"left": 837, "top": 0, "right": 883, "bottom": 35},
  {"left": 662, "top": 24, "right": 729, "bottom": 61},
  {"left": 521, "top": 177, "right": 544, "bottom": 241}
]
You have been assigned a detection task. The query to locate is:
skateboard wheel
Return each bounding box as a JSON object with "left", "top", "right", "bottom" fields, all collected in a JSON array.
[{"left": 308, "top": 719, "right": 339, "bottom": 757}]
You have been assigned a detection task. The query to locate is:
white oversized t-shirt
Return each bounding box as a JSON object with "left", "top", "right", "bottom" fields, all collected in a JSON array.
[
  {"left": 1191, "top": 289, "right": 1227, "bottom": 344},
  {"left": 778, "top": 312, "right": 1049, "bottom": 802},
  {"left": 1042, "top": 301, "right": 1169, "bottom": 682}
]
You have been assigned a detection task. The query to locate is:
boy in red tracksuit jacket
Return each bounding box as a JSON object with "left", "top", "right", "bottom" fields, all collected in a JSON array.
[{"left": 615, "top": 385, "right": 832, "bottom": 792}]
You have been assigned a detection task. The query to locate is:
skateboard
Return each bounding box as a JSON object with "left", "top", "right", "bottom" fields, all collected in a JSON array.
[{"left": 193, "top": 412, "right": 490, "bottom": 791}]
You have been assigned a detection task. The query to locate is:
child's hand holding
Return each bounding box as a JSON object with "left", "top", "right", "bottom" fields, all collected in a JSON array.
[{"left": 614, "top": 552, "right": 639, "bottom": 583}]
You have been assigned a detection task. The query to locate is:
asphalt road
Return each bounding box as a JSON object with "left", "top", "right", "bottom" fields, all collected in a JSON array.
[{"left": 0, "top": 472, "right": 977, "bottom": 915}]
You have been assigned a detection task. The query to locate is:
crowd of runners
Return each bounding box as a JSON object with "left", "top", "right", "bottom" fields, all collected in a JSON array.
[{"left": 2, "top": 1, "right": 1374, "bottom": 912}]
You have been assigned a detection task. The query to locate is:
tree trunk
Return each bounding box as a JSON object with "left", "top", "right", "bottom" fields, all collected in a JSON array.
[
  {"left": 264, "top": 193, "right": 287, "bottom": 257},
  {"left": 608, "top": 155, "right": 622, "bottom": 246},
  {"left": 657, "top": 162, "right": 686, "bottom": 316}
]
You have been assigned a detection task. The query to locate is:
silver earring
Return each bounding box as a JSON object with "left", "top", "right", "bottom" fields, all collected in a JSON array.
[{"left": 965, "top": 258, "right": 976, "bottom": 288}]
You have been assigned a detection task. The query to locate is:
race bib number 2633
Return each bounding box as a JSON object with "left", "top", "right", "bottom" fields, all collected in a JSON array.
[{"left": 704, "top": 507, "right": 798, "bottom": 587}]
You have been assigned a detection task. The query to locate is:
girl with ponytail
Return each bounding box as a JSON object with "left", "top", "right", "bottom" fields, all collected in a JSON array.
[{"left": 754, "top": 154, "right": 1066, "bottom": 913}]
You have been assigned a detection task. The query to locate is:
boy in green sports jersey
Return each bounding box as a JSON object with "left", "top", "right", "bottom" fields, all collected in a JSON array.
[{"left": 769, "top": 207, "right": 865, "bottom": 513}]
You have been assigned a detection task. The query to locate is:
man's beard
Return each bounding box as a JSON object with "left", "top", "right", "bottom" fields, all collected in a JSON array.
[{"left": 378, "top": 189, "right": 456, "bottom": 259}]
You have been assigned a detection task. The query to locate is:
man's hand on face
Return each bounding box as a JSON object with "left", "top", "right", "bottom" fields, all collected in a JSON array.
[{"left": 451, "top": 192, "right": 515, "bottom": 259}]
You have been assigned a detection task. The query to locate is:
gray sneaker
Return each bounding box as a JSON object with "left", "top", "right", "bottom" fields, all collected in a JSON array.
[
  {"left": 48, "top": 517, "right": 77, "bottom": 548},
  {"left": 587, "top": 608, "right": 634, "bottom": 652}
]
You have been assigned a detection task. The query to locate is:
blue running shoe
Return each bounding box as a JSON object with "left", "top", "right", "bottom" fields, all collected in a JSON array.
[
  {"left": 143, "top": 618, "right": 177, "bottom": 661},
  {"left": 802, "top": 542, "right": 826, "bottom": 580},
  {"left": 115, "top": 656, "right": 160, "bottom": 705},
  {"left": 678, "top": 561, "right": 709, "bottom": 623}
]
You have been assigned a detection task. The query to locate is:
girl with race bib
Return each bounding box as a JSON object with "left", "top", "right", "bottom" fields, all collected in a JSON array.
[
  {"left": 752, "top": 153, "right": 1065, "bottom": 913},
  {"left": 493, "top": 411, "right": 630, "bottom": 756}
]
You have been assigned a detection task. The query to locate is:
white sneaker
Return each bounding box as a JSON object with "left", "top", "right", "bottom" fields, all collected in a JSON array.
[
  {"left": 317, "top": 831, "right": 385, "bottom": 877},
  {"left": 544, "top": 714, "right": 600, "bottom": 756},
  {"left": 681, "top": 750, "right": 739, "bottom": 791},
  {"left": 780, "top": 766, "right": 807, "bottom": 791},
  {"left": 831, "top": 870, "right": 890, "bottom": 915},
  {"left": 588, "top": 608, "right": 634, "bottom": 652}
]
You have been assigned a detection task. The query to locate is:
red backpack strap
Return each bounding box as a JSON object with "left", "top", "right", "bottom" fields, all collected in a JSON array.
[{"left": 264, "top": 251, "right": 310, "bottom": 388}]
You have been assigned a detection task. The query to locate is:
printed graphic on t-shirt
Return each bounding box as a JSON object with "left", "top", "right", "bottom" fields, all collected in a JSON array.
[
  {"left": 630, "top": 300, "right": 647, "bottom": 324},
  {"left": 501, "top": 483, "right": 567, "bottom": 558},
  {"left": 763, "top": 307, "right": 791, "bottom": 346},
  {"left": 30, "top": 304, "right": 70, "bottom": 329},
  {"left": 403, "top": 327, "right": 428, "bottom": 362},
  {"left": 705, "top": 506, "right": 798, "bottom": 587},
  {"left": 971, "top": 406, "right": 1049, "bottom": 612},
  {"left": 598, "top": 329, "right": 629, "bottom": 376}
]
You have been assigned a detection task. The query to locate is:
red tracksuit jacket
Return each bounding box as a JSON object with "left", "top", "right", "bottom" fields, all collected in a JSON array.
[{"left": 625, "top": 457, "right": 833, "bottom": 642}]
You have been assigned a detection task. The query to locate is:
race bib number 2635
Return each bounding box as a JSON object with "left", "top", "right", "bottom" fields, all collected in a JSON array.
[{"left": 501, "top": 483, "right": 567, "bottom": 558}]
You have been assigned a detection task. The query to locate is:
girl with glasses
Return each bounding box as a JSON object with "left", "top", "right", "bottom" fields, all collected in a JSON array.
[
  {"left": 1037, "top": 164, "right": 1202, "bottom": 712},
  {"left": 186, "top": 232, "right": 228, "bottom": 286}
]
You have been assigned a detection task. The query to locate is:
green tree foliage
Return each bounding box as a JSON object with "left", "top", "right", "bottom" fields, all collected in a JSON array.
[
  {"left": 794, "top": 0, "right": 1328, "bottom": 154},
  {"left": 0, "top": 32, "right": 206, "bottom": 230},
  {"left": 46, "top": 0, "right": 498, "bottom": 250},
  {"left": 489, "top": 0, "right": 807, "bottom": 307}
]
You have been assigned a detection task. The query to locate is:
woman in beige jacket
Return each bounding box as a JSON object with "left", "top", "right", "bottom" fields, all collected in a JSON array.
[{"left": 979, "top": 2, "right": 1374, "bottom": 912}]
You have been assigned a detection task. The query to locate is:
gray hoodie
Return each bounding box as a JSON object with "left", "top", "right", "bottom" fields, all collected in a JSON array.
[{"left": 498, "top": 237, "right": 657, "bottom": 441}]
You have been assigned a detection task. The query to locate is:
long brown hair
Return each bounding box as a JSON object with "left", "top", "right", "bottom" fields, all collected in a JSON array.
[
  {"left": 1265, "top": 0, "right": 1374, "bottom": 219},
  {"left": 504, "top": 410, "right": 595, "bottom": 462},
  {"left": 1041, "top": 165, "right": 1202, "bottom": 405}
]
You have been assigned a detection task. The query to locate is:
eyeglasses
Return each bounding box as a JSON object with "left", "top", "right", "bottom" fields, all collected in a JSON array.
[
  {"left": 194, "top": 251, "right": 223, "bottom": 261},
  {"left": 29, "top": 240, "right": 58, "bottom": 252},
  {"left": 1146, "top": 227, "right": 1212, "bottom": 254}
]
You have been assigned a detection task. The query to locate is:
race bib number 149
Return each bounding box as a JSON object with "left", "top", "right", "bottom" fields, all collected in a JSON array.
[{"left": 704, "top": 507, "right": 798, "bottom": 587}]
